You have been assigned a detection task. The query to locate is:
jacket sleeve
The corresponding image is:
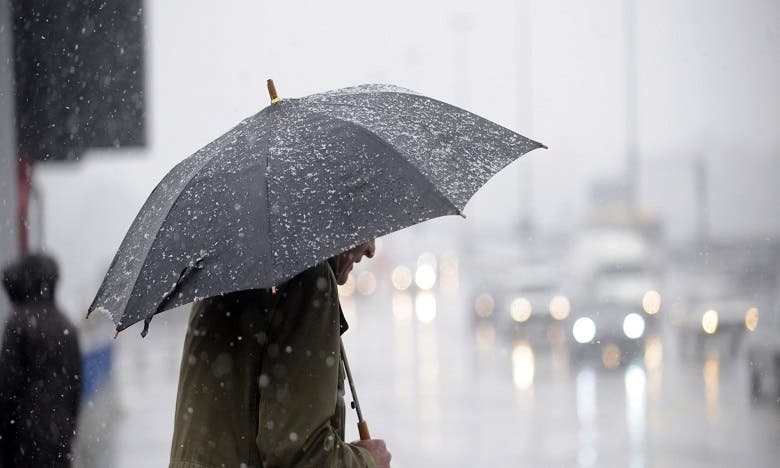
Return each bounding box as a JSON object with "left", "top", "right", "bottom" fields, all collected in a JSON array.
[{"left": 256, "top": 264, "right": 376, "bottom": 468}]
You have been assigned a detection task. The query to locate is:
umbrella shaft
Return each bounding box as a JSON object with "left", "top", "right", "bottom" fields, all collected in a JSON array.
[{"left": 339, "top": 339, "right": 364, "bottom": 422}]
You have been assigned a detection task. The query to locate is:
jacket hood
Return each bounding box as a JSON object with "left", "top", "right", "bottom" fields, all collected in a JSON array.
[{"left": 2, "top": 254, "right": 59, "bottom": 305}]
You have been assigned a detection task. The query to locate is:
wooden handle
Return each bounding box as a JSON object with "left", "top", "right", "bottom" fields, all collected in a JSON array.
[
  {"left": 267, "top": 79, "right": 280, "bottom": 104},
  {"left": 358, "top": 420, "right": 371, "bottom": 440}
]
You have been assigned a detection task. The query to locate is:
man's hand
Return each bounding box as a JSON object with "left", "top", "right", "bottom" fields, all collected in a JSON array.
[{"left": 352, "top": 439, "right": 391, "bottom": 467}]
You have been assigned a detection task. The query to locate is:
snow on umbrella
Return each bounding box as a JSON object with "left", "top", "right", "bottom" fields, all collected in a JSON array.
[{"left": 88, "top": 80, "right": 545, "bottom": 337}]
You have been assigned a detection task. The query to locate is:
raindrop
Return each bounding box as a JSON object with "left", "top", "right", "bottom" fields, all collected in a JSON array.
[
  {"left": 212, "top": 353, "right": 232, "bottom": 377},
  {"left": 258, "top": 374, "right": 270, "bottom": 387},
  {"left": 289, "top": 432, "right": 298, "bottom": 442},
  {"left": 323, "top": 434, "right": 335, "bottom": 451}
]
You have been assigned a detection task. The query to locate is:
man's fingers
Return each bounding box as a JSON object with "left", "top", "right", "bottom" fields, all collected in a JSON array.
[{"left": 352, "top": 439, "right": 391, "bottom": 466}]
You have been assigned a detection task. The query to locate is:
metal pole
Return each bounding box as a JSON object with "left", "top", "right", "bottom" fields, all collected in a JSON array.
[
  {"left": 624, "top": 0, "right": 640, "bottom": 209},
  {"left": 515, "top": 0, "right": 535, "bottom": 236},
  {"left": 340, "top": 338, "right": 371, "bottom": 440},
  {"left": 0, "top": 0, "right": 20, "bottom": 330},
  {"left": 694, "top": 157, "right": 709, "bottom": 246}
]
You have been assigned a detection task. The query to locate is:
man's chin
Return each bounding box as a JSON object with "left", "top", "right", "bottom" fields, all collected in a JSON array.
[{"left": 337, "top": 265, "right": 353, "bottom": 285}]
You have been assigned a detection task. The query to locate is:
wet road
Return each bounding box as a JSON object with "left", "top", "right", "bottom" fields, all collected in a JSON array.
[
  {"left": 342, "top": 288, "right": 779, "bottom": 467},
  {"left": 83, "top": 284, "right": 779, "bottom": 467}
]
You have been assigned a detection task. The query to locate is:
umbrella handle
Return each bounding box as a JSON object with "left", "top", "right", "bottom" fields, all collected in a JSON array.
[
  {"left": 267, "top": 79, "right": 281, "bottom": 104},
  {"left": 358, "top": 420, "right": 371, "bottom": 441}
]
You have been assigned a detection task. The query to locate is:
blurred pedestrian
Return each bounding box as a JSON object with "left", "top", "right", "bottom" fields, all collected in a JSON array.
[
  {"left": 0, "top": 254, "right": 82, "bottom": 468},
  {"left": 169, "top": 240, "right": 391, "bottom": 468}
]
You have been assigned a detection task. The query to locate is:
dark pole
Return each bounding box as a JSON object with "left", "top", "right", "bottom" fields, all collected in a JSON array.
[
  {"left": 694, "top": 157, "right": 709, "bottom": 246},
  {"left": 17, "top": 154, "right": 32, "bottom": 253},
  {"left": 0, "top": 0, "right": 19, "bottom": 327},
  {"left": 624, "top": 0, "right": 640, "bottom": 209}
]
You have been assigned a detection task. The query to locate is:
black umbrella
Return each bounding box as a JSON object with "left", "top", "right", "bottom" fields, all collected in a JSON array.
[{"left": 88, "top": 80, "right": 545, "bottom": 336}]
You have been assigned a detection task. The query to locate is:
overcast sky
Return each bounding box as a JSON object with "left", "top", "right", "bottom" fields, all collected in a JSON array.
[{"left": 32, "top": 0, "right": 779, "bottom": 315}]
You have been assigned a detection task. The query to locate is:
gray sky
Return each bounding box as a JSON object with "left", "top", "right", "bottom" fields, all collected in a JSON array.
[{"left": 33, "top": 0, "right": 780, "bottom": 315}]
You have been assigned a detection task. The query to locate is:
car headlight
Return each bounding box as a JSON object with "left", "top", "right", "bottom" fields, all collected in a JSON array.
[
  {"left": 510, "top": 297, "right": 532, "bottom": 322},
  {"left": 642, "top": 290, "right": 661, "bottom": 315},
  {"left": 415, "top": 265, "right": 436, "bottom": 290},
  {"left": 573, "top": 317, "right": 596, "bottom": 343},
  {"left": 745, "top": 307, "right": 759, "bottom": 331},
  {"left": 702, "top": 309, "right": 718, "bottom": 334},
  {"left": 622, "top": 313, "right": 645, "bottom": 339},
  {"left": 549, "top": 295, "right": 571, "bottom": 320},
  {"left": 474, "top": 293, "right": 494, "bottom": 318}
]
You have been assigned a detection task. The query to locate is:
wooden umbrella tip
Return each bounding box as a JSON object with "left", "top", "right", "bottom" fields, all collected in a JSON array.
[
  {"left": 459, "top": 211, "right": 467, "bottom": 219},
  {"left": 540, "top": 143, "right": 549, "bottom": 150},
  {"left": 85, "top": 310, "right": 91, "bottom": 319},
  {"left": 267, "top": 79, "right": 280, "bottom": 105},
  {"left": 113, "top": 329, "right": 119, "bottom": 340}
]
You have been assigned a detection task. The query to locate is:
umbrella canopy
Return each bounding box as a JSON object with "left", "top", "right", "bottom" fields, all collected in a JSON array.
[{"left": 88, "top": 82, "right": 544, "bottom": 336}]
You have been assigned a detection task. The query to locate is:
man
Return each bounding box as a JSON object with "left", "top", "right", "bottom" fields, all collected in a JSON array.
[
  {"left": 169, "top": 240, "right": 391, "bottom": 467},
  {"left": 0, "top": 254, "right": 82, "bottom": 467}
]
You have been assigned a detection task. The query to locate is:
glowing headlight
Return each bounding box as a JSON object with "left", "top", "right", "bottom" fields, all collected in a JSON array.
[
  {"left": 391, "top": 266, "right": 413, "bottom": 291},
  {"left": 642, "top": 290, "right": 661, "bottom": 315},
  {"left": 745, "top": 307, "right": 759, "bottom": 331},
  {"left": 622, "top": 313, "right": 645, "bottom": 339},
  {"left": 356, "top": 271, "right": 377, "bottom": 296},
  {"left": 549, "top": 295, "right": 571, "bottom": 320},
  {"left": 702, "top": 309, "right": 719, "bottom": 334},
  {"left": 415, "top": 265, "right": 436, "bottom": 290},
  {"left": 474, "top": 293, "right": 494, "bottom": 318},
  {"left": 510, "top": 297, "right": 532, "bottom": 322},
  {"left": 572, "top": 317, "right": 596, "bottom": 344}
]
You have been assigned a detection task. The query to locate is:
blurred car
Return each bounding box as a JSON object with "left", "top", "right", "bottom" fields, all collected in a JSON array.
[
  {"left": 468, "top": 251, "right": 571, "bottom": 347},
  {"left": 497, "top": 264, "right": 570, "bottom": 343},
  {"left": 565, "top": 300, "right": 648, "bottom": 368},
  {"left": 565, "top": 258, "right": 661, "bottom": 368},
  {"left": 745, "top": 317, "right": 780, "bottom": 403},
  {"left": 566, "top": 223, "right": 664, "bottom": 368},
  {"left": 675, "top": 293, "right": 756, "bottom": 358},
  {"left": 590, "top": 262, "right": 663, "bottom": 330}
]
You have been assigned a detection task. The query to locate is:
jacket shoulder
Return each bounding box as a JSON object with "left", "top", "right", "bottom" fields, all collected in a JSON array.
[{"left": 285, "top": 262, "right": 336, "bottom": 290}]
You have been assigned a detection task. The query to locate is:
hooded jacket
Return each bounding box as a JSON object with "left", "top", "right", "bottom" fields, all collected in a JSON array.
[{"left": 0, "top": 255, "right": 82, "bottom": 468}]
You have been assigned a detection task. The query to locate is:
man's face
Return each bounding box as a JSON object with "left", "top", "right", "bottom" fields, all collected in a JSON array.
[{"left": 331, "top": 240, "right": 376, "bottom": 285}]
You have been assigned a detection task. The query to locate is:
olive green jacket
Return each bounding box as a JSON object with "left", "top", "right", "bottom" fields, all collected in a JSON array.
[{"left": 169, "top": 262, "right": 376, "bottom": 468}]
